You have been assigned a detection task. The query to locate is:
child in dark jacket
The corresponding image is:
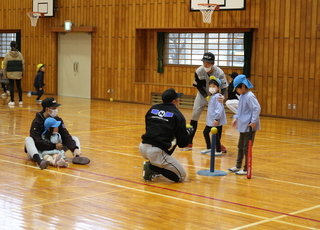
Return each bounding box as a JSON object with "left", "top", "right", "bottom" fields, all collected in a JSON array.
[{"left": 28, "top": 63, "right": 45, "bottom": 103}]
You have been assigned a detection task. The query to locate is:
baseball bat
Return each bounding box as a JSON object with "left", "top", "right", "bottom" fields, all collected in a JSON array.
[{"left": 247, "top": 126, "right": 253, "bottom": 179}]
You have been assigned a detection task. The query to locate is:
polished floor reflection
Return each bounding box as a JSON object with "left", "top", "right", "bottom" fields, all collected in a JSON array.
[{"left": 0, "top": 95, "right": 319, "bottom": 229}]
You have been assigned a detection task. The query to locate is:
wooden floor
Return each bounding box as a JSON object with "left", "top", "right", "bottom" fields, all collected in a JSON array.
[{"left": 1, "top": 95, "right": 320, "bottom": 230}]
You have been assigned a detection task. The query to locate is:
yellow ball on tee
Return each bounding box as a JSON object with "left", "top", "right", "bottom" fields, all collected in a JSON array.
[{"left": 211, "top": 127, "right": 218, "bottom": 134}]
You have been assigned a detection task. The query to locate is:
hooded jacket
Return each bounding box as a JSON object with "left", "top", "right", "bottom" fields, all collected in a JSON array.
[{"left": 3, "top": 50, "right": 24, "bottom": 80}]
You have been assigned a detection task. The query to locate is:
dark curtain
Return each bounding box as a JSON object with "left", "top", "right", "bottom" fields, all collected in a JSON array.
[
  {"left": 16, "top": 32, "right": 21, "bottom": 51},
  {"left": 243, "top": 30, "right": 253, "bottom": 78},
  {"left": 157, "top": 32, "right": 164, "bottom": 73}
]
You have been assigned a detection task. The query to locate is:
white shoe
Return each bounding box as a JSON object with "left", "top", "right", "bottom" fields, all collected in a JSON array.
[
  {"left": 8, "top": 101, "right": 14, "bottom": 106},
  {"left": 36, "top": 100, "right": 42, "bottom": 104},
  {"left": 201, "top": 149, "right": 211, "bottom": 154},
  {"left": 27, "top": 91, "right": 31, "bottom": 97},
  {"left": 19, "top": 101, "right": 23, "bottom": 105},
  {"left": 235, "top": 170, "right": 247, "bottom": 175},
  {"left": 6, "top": 91, "right": 10, "bottom": 95},
  {"left": 1, "top": 93, "right": 6, "bottom": 96},
  {"left": 228, "top": 167, "right": 240, "bottom": 172},
  {"left": 206, "top": 151, "right": 222, "bottom": 156},
  {"left": 57, "top": 159, "right": 69, "bottom": 167}
]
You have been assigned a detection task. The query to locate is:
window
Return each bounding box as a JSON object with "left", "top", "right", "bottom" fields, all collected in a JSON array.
[
  {"left": 0, "top": 33, "right": 17, "bottom": 58},
  {"left": 164, "top": 32, "right": 244, "bottom": 67}
]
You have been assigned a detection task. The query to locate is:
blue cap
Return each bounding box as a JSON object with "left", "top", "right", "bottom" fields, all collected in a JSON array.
[
  {"left": 42, "top": 117, "right": 61, "bottom": 134},
  {"left": 233, "top": 74, "right": 253, "bottom": 91}
]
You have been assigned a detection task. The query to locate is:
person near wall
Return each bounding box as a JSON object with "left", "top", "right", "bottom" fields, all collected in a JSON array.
[
  {"left": 3, "top": 41, "right": 24, "bottom": 106},
  {"left": 225, "top": 72, "right": 239, "bottom": 114}
]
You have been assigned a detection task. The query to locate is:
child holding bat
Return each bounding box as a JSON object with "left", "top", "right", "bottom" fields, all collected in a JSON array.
[{"left": 228, "top": 75, "right": 261, "bottom": 175}]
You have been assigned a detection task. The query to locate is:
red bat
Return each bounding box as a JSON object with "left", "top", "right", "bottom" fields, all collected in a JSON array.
[{"left": 247, "top": 126, "right": 253, "bottom": 179}]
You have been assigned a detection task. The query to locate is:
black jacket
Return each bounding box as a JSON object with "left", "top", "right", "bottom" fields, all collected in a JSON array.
[
  {"left": 141, "top": 103, "right": 190, "bottom": 155},
  {"left": 33, "top": 71, "right": 45, "bottom": 89},
  {"left": 29, "top": 111, "right": 78, "bottom": 152},
  {"left": 227, "top": 81, "right": 239, "bottom": 100}
]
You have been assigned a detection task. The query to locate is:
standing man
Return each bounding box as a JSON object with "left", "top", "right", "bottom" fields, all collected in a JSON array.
[
  {"left": 188, "top": 52, "right": 228, "bottom": 151},
  {"left": 25, "top": 97, "right": 90, "bottom": 169},
  {"left": 3, "top": 41, "right": 24, "bottom": 106},
  {"left": 139, "top": 88, "right": 194, "bottom": 182}
]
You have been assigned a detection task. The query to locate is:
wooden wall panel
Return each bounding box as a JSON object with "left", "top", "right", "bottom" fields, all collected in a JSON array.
[{"left": 1, "top": 0, "right": 320, "bottom": 120}]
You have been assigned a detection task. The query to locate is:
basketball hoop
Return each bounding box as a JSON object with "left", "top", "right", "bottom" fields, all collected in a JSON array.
[
  {"left": 198, "top": 4, "right": 220, "bottom": 24},
  {"left": 26, "top": 12, "right": 45, "bottom": 27}
]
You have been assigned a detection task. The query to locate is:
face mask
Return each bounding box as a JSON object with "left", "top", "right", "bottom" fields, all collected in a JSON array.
[
  {"left": 209, "top": 88, "right": 217, "bottom": 94},
  {"left": 203, "top": 66, "right": 212, "bottom": 72},
  {"left": 49, "top": 108, "right": 58, "bottom": 117},
  {"left": 52, "top": 132, "right": 58, "bottom": 135}
]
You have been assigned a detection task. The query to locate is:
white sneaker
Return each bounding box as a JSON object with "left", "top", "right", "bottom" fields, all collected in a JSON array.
[
  {"left": 19, "top": 101, "right": 23, "bottom": 105},
  {"left": 235, "top": 170, "right": 247, "bottom": 175},
  {"left": 206, "top": 151, "right": 222, "bottom": 156},
  {"left": 228, "top": 167, "right": 240, "bottom": 172},
  {"left": 1, "top": 93, "right": 6, "bottom": 96},
  {"left": 6, "top": 91, "right": 10, "bottom": 95},
  {"left": 57, "top": 159, "right": 69, "bottom": 167},
  {"left": 201, "top": 149, "right": 211, "bottom": 154},
  {"left": 27, "top": 91, "right": 31, "bottom": 97},
  {"left": 8, "top": 101, "right": 14, "bottom": 106},
  {"left": 36, "top": 100, "right": 42, "bottom": 104}
]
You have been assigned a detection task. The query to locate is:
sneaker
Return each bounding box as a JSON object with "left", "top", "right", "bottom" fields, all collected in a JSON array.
[
  {"left": 221, "top": 145, "right": 227, "bottom": 153},
  {"left": 53, "top": 153, "right": 62, "bottom": 167},
  {"left": 184, "top": 143, "right": 193, "bottom": 151},
  {"left": 143, "top": 161, "right": 155, "bottom": 181},
  {"left": 19, "top": 101, "right": 23, "bottom": 105},
  {"left": 235, "top": 170, "right": 247, "bottom": 175},
  {"left": 201, "top": 149, "right": 211, "bottom": 154},
  {"left": 207, "top": 151, "right": 222, "bottom": 156},
  {"left": 57, "top": 159, "right": 69, "bottom": 167},
  {"left": 6, "top": 91, "right": 10, "bottom": 95},
  {"left": 8, "top": 101, "right": 14, "bottom": 106},
  {"left": 72, "top": 156, "right": 90, "bottom": 165},
  {"left": 1, "top": 93, "right": 6, "bottom": 97},
  {"left": 228, "top": 167, "right": 240, "bottom": 172},
  {"left": 38, "top": 160, "right": 50, "bottom": 169},
  {"left": 36, "top": 100, "right": 42, "bottom": 104},
  {"left": 27, "top": 91, "right": 31, "bottom": 97}
]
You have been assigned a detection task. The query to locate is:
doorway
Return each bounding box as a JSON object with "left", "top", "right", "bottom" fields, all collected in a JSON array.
[{"left": 58, "top": 32, "right": 91, "bottom": 98}]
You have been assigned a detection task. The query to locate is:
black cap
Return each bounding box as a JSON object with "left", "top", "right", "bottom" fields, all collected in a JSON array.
[
  {"left": 201, "top": 52, "right": 215, "bottom": 63},
  {"left": 228, "top": 72, "right": 239, "bottom": 79},
  {"left": 41, "top": 97, "right": 61, "bottom": 109},
  {"left": 162, "top": 88, "right": 183, "bottom": 103}
]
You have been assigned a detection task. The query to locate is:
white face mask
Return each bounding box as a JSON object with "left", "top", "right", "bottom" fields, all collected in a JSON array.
[
  {"left": 52, "top": 132, "right": 58, "bottom": 135},
  {"left": 49, "top": 108, "right": 58, "bottom": 117},
  {"left": 203, "top": 66, "right": 212, "bottom": 72},
  {"left": 209, "top": 88, "right": 217, "bottom": 94}
]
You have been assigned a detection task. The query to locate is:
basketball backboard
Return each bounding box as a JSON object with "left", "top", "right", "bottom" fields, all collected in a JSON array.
[
  {"left": 32, "top": 0, "right": 55, "bottom": 17},
  {"left": 190, "top": 0, "right": 246, "bottom": 11}
]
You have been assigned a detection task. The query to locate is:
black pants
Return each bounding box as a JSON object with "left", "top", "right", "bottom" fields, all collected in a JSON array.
[
  {"left": 203, "top": 125, "right": 222, "bottom": 151},
  {"left": 9, "top": 79, "right": 22, "bottom": 102},
  {"left": 236, "top": 131, "right": 256, "bottom": 170}
]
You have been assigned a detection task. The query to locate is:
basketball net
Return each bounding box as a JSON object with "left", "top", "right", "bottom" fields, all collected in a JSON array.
[
  {"left": 26, "top": 12, "right": 43, "bottom": 27},
  {"left": 198, "top": 4, "right": 219, "bottom": 24}
]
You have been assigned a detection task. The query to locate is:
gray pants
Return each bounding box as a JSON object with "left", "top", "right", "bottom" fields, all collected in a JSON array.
[
  {"left": 25, "top": 136, "right": 81, "bottom": 160},
  {"left": 139, "top": 143, "right": 186, "bottom": 182}
]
